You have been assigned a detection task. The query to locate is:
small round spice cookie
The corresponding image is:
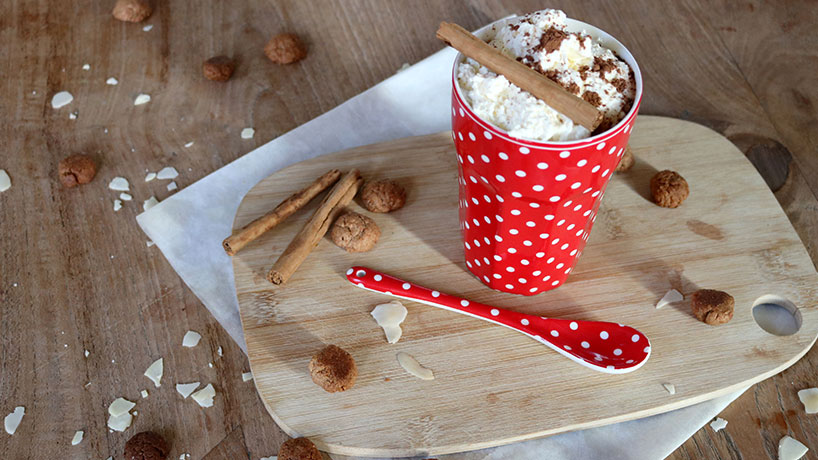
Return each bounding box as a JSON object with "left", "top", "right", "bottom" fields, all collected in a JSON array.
[
  {"left": 58, "top": 154, "right": 97, "bottom": 187},
  {"left": 330, "top": 211, "right": 380, "bottom": 253},
  {"left": 124, "top": 431, "right": 169, "bottom": 460},
  {"left": 264, "top": 33, "right": 307, "bottom": 64},
  {"left": 279, "top": 437, "right": 322, "bottom": 460},
  {"left": 112, "top": 0, "right": 152, "bottom": 23},
  {"left": 650, "top": 170, "right": 689, "bottom": 208},
  {"left": 202, "top": 56, "right": 236, "bottom": 82},
  {"left": 691, "top": 289, "right": 734, "bottom": 325},
  {"left": 309, "top": 344, "right": 357, "bottom": 393},
  {"left": 360, "top": 179, "right": 406, "bottom": 213},
  {"left": 615, "top": 146, "right": 635, "bottom": 172}
]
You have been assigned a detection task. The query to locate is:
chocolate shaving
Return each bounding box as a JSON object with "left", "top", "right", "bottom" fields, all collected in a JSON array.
[
  {"left": 592, "top": 56, "right": 617, "bottom": 76},
  {"left": 534, "top": 27, "right": 568, "bottom": 54},
  {"left": 566, "top": 82, "right": 580, "bottom": 95},
  {"left": 612, "top": 78, "right": 628, "bottom": 94},
  {"left": 582, "top": 90, "right": 601, "bottom": 107}
]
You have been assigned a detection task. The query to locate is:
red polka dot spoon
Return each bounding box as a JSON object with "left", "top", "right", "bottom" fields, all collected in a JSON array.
[{"left": 347, "top": 266, "right": 651, "bottom": 374}]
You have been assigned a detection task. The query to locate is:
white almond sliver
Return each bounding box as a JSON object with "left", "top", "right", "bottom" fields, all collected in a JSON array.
[
  {"left": 140, "top": 390, "right": 149, "bottom": 398},
  {"left": 396, "top": 352, "right": 434, "bottom": 380},
  {"left": 709, "top": 417, "right": 727, "bottom": 432},
  {"left": 240, "top": 128, "right": 254, "bottom": 139},
  {"left": 656, "top": 289, "right": 684, "bottom": 309},
  {"left": 143, "top": 196, "right": 159, "bottom": 211},
  {"left": 108, "top": 177, "right": 130, "bottom": 191},
  {"left": 242, "top": 372, "right": 253, "bottom": 382},
  {"left": 371, "top": 301, "right": 408, "bottom": 344},
  {"left": 71, "top": 430, "right": 84, "bottom": 445},
  {"left": 156, "top": 166, "right": 178, "bottom": 180},
  {"left": 134, "top": 93, "right": 151, "bottom": 105},
  {"left": 176, "top": 382, "right": 200, "bottom": 399},
  {"left": 51, "top": 91, "right": 74, "bottom": 109},
  {"left": 144, "top": 358, "right": 163, "bottom": 387},
  {"left": 0, "top": 170, "right": 12, "bottom": 192},
  {"left": 108, "top": 397, "right": 136, "bottom": 417},
  {"left": 4, "top": 406, "right": 25, "bottom": 435},
  {"left": 113, "top": 200, "right": 122, "bottom": 212},
  {"left": 107, "top": 412, "right": 133, "bottom": 432},
  {"left": 82, "top": 64, "right": 90, "bottom": 70},
  {"left": 144, "top": 172, "right": 156, "bottom": 182},
  {"left": 119, "top": 192, "right": 132, "bottom": 201},
  {"left": 798, "top": 388, "right": 818, "bottom": 414},
  {"left": 166, "top": 181, "right": 177, "bottom": 192},
  {"left": 217, "top": 346, "right": 223, "bottom": 357},
  {"left": 779, "top": 435, "right": 809, "bottom": 460},
  {"left": 191, "top": 384, "right": 216, "bottom": 408},
  {"left": 142, "top": 24, "right": 153, "bottom": 31},
  {"left": 662, "top": 383, "right": 676, "bottom": 395},
  {"left": 184, "top": 142, "right": 194, "bottom": 148},
  {"left": 106, "top": 77, "right": 119, "bottom": 85},
  {"left": 260, "top": 457, "right": 277, "bottom": 460},
  {"left": 182, "top": 330, "right": 201, "bottom": 347}
]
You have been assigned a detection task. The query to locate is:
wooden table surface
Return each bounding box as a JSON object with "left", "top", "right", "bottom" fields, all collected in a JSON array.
[{"left": 1, "top": 1, "right": 816, "bottom": 459}]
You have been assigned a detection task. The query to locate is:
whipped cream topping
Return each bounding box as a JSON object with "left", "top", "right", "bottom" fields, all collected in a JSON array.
[{"left": 457, "top": 9, "right": 635, "bottom": 141}]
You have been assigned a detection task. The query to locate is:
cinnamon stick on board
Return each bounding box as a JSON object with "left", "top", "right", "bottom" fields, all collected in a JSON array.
[
  {"left": 223, "top": 169, "right": 342, "bottom": 256},
  {"left": 436, "top": 22, "right": 603, "bottom": 132},
  {"left": 267, "top": 169, "right": 363, "bottom": 285}
]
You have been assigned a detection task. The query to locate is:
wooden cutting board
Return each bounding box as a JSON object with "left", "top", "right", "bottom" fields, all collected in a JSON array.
[{"left": 231, "top": 116, "right": 818, "bottom": 458}]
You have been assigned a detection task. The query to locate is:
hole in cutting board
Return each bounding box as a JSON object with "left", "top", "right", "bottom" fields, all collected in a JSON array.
[{"left": 752, "top": 295, "right": 802, "bottom": 336}]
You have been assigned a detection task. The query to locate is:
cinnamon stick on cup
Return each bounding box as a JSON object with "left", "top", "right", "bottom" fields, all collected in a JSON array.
[
  {"left": 267, "top": 169, "right": 363, "bottom": 285},
  {"left": 437, "top": 22, "right": 603, "bottom": 132},
  {"left": 223, "top": 169, "right": 342, "bottom": 255}
]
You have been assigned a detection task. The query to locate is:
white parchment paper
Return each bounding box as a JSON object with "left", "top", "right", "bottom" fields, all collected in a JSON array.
[{"left": 137, "top": 45, "right": 745, "bottom": 460}]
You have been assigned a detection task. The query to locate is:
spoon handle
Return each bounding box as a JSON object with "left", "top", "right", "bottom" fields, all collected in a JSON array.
[{"left": 346, "top": 266, "right": 530, "bottom": 332}]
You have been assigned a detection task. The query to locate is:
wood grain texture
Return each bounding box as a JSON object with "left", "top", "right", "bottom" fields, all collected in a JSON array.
[
  {"left": 232, "top": 118, "right": 818, "bottom": 457},
  {"left": 2, "top": 0, "right": 818, "bottom": 459}
]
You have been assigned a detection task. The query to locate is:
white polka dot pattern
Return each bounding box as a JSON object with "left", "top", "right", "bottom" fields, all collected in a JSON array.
[
  {"left": 345, "top": 266, "right": 652, "bottom": 373},
  {"left": 451, "top": 79, "right": 639, "bottom": 295}
]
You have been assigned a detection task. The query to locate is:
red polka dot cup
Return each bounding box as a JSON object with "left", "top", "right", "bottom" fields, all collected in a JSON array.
[{"left": 451, "top": 18, "right": 643, "bottom": 295}]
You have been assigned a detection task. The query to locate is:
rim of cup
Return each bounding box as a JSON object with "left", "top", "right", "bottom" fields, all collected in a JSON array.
[{"left": 451, "top": 16, "right": 643, "bottom": 148}]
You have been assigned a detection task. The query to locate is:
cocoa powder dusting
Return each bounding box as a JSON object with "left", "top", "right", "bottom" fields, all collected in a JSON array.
[
  {"left": 612, "top": 78, "right": 628, "bottom": 93},
  {"left": 582, "top": 91, "right": 601, "bottom": 107},
  {"left": 592, "top": 56, "right": 617, "bottom": 75},
  {"left": 535, "top": 27, "right": 568, "bottom": 54}
]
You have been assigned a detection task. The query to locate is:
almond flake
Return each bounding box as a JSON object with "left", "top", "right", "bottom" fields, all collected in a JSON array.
[
  {"left": 182, "top": 330, "right": 201, "bottom": 347},
  {"left": 144, "top": 358, "right": 163, "bottom": 387},
  {"left": 142, "top": 196, "right": 159, "bottom": 211},
  {"left": 176, "top": 382, "right": 200, "bottom": 399},
  {"left": 778, "top": 435, "right": 808, "bottom": 460},
  {"left": 108, "top": 177, "right": 130, "bottom": 191},
  {"left": 51, "top": 91, "right": 74, "bottom": 109},
  {"left": 710, "top": 417, "right": 727, "bottom": 432},
  {"left": 240, "top": 128, "right": 254, "bottom": 139},
  {"left": 4, "top": 406, "right": 25, "bottom": 435},
  {"left": 656, "top": 289, "right": 684, "bottom": 309},
  {"left": 106, "top": 77, "right": 119, "bottom": 85},
  {"left": 798, "top": 388, "right": 818, "bottom": 414},
  {"left": 134, "top": 94, "right": 151, "bottom": 106},
  {"left": 71, "top": 430, "right": 84, "bottom": 445},
  {"left": 156, "top": 166, "right": 178, "bottom": 180},
  {"left": 0, "top": 170, "right": 11, "bottom": 192},
  {"left": 191, "top": 384, "right": 215, "bottom": 408},
  {"left": 397, "top": 352, "right": 434, "bottom": 380}
]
